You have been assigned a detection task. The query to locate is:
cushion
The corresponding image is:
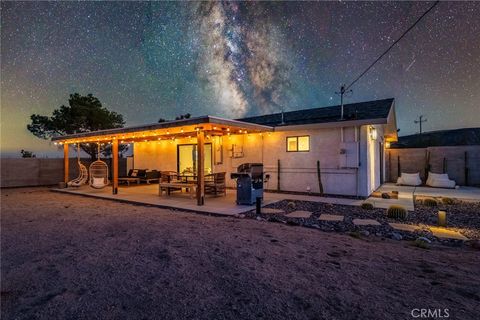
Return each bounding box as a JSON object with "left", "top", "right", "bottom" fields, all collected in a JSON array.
[
  {"left": 397, "top": 172, "right": 422, "bottom": 186},
  {"left": 130, "top": 169, "right": 138, "bottom": 177},
  {"left": 92, "top": 177, "right": 105, "bottom": 187},
  {"left": 426, "top": 172, "right": 456, "bottom": 188}
]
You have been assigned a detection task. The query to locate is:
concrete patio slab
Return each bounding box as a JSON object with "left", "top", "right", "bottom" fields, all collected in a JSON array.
[
  {"left": 285, "top": 210, "right": 312, "bottom": 218},
  {"left": 389, "top": 223, "right": 419, "bottom": 232},
  {"left": 318, "top": 214, "right": 344, "bottom": 222},
  {"left": 353, "top": 219, "right": 381, "bottom": 226},
  {"left": 429, "top": 227, "right": 469, "bottom": 240}
]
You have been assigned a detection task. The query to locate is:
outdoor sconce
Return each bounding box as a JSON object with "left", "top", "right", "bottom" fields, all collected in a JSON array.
[
  {"left": 370, "top": 127, "right": 377, "bottom": 140},
  {"left": 385, "top": 141, "right": 391, "bottom": 149},
  {"left": 438, "top": 210, "right": 447, "bottom": 227}
]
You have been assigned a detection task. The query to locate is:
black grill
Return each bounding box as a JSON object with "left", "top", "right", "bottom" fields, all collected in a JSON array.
[{"left": 230, "top": 163, "right": 264, "bottom": 205}]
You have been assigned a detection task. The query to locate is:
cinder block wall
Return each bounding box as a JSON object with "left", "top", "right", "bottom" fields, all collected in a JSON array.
[
  {"left": 1, "top": 158, "right": 127, "bottom": 188},
  {"left": 386, "top": 146, "right": 480, "bottom": 186}
]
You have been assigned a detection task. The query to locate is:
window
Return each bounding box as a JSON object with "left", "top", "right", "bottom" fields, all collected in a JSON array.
[{"left": 286, "top": 136, "right": 310, "bottom": 152}]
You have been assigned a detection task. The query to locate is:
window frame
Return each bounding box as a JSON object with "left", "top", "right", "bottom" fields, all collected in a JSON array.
[{"left": 286, "top": 135, "right": 310, "bottom": 152}]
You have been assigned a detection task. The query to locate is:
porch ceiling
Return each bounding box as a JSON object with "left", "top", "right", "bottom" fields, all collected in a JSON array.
[{"left": 51, "top": 116, "right": 273, "bottom": 144}]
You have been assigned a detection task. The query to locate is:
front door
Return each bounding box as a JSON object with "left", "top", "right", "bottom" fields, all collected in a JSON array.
[{"left": 177, "top": 144, "right": 213, "bottom": 176}]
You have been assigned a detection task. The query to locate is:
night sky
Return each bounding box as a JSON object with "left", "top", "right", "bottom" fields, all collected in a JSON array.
[{"left": 1, "top": 1, "right": 479, "bottom": 157}]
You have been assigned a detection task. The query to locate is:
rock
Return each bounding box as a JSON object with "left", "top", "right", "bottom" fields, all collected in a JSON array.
[
  {"left": 416, "top": 236, "right": 432, "bottom": 244},
  {"left": 390, "top": 232, "right": 403, "bottom": 241},
  {"left": 375, "top": 232, "right": 383, "bottom": 237},
  {"left": 466, "top": 239, "right": 480, "bottom": 250},
  {"left": 360, "top": 230, "right": 370, "bottom": 236},
  {"left": 238, "top": 214, "right": 246, "bottom": 219},
  {"left": 256, "top": 216, "right": 263, "bottom": 221}
]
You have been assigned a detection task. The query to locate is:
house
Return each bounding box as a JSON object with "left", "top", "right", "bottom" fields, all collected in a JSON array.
[{"left": 52, "top": 98, "right": 398, "bottom": 205}]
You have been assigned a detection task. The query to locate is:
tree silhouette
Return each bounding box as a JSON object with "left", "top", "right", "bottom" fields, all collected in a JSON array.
[{"left": 27, "top": 93, "right": 127, "bottom": 160}]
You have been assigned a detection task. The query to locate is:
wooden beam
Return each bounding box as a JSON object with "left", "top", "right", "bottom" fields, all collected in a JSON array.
[
  {"left": 63, "top": 144, "right": 69, "bottom": 184},
  {"left": 112, "top": 139, "right": 119, "bottom": 194},
  {"left": 196, "top": 130, "right": 205, "bottom": 205}
]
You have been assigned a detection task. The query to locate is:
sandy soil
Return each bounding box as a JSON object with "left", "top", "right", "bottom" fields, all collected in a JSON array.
[{"left": 1, "top": 187, "right": 479, "bottom": 320}]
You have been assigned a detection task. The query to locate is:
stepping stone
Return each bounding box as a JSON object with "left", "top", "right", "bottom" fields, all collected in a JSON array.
[
  {"left": 318, "top": 214, "right": 344, "bottom": 222},
  {"left": 353, "top": 219, "right": 381, "bottom": 226},
  {"left": 389, "top": 223, "right": 419, "bottom": 232},
  {"left": 261, "top": 208, "right": 285, "bottom": 214},
  {"left": 429, "top": 227, "right": 469, "bottom": 240},
  {"left": 285, "top": 210, "right": 312, "bottom": 218}
]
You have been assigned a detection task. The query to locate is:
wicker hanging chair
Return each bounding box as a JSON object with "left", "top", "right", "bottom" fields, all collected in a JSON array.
[
  {"left": 89, "top": 143, "right": 109, "bottom": 189},
  {"left": 68, "top": 144, "right": 89, "bottom": 187}
]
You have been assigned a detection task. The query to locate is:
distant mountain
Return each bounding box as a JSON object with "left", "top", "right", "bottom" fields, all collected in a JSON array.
[{"left": 391, "top": 128, "right": 480, "bottom": 148}]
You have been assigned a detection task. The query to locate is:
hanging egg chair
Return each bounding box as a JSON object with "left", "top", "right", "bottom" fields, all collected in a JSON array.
[
  {"left": 89, "top": 143, "right": 109, "bottom": 189},
  {"left": 68, "top": 143, "right": 88, "bottom": 187}
]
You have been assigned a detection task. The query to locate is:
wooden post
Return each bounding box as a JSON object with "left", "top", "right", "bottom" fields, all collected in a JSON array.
[
  {"left": 277, "top": 159, "right": 281, "bottom": 191},
  {"left": 112, "top": 139, "right": 119, "bottom": 194},
  {"left": 63, "top": 143, "right": 69, "bottom": 184},
  {"left": 397, "top": 155, "right": 401, "bottom": 180},
  {"left": 317, "top": 160, "right": 324, "bottom": 195},
  {"left": 196, "top": 130, "right": 205, "bottom": 205}
]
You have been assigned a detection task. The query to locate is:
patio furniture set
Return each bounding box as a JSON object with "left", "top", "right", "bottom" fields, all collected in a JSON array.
[{"left": 118, "top": 169, "right": 226, "bottom": 198}]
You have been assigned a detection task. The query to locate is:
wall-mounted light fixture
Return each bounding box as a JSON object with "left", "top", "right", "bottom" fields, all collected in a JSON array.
[
  {"left": 385, "top": 141, "right": 391, "bottom": 149},
  {"left": 370, "top": 127, "right": 377, "bottom": 140}
]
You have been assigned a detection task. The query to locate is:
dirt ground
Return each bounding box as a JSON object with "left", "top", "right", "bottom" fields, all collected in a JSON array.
[{"left": 1, "top": 188, "right": 479, "bottom": 320}]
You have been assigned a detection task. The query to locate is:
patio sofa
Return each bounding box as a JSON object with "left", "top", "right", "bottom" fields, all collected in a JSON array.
[{"left": 118, "top": 169, "right": 146, "bottom": 186}]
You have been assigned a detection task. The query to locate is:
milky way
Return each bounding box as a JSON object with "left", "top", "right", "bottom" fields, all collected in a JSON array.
[{"left": 1, "top": 1, "right": 479, "bottom": 156}]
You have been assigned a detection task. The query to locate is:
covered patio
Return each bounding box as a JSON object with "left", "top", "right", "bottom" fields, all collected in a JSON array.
[{"left": 52, "top": 116, "right": 273, "bottom": 206}]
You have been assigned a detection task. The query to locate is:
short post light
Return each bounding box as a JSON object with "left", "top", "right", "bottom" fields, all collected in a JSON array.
[{"left": 438, "top": 210, "right": 447, "bottom": 227}]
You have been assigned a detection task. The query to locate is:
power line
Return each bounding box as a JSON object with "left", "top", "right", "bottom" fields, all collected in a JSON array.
[{"left": 345, "top": 1, "right": 440, "bottom": 91}]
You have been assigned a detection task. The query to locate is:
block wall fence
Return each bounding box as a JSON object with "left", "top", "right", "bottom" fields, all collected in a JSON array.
[{"left": 386, "top": 146, "right": 480, "bottom": 186}]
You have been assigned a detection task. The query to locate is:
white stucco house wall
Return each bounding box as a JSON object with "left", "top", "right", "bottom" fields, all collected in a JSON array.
[{"left": 133, "top": 98, "right": 398, "bottom": 198}]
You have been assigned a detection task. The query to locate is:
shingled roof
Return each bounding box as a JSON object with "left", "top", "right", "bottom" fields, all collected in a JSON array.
[{"left": 238, "top": 98, "right": 394, "bottom": 127}]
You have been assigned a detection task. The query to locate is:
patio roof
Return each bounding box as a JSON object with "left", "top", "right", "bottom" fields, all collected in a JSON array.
[{"left": 51, "top": 115, "right": 273, "bottom": 144}]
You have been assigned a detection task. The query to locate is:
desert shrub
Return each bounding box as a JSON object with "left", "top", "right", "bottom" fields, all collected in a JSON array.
[
  {"left": 441, "top": 197, "right": 455, "bottom": 205},
  {"left": 287, "top": 202, "right": 296, "bottom": 211},
  {"left": 387, "top": 205, "right": 408, "bottom": 220},
  {"left": 423, "top": 198, "right": 438, "bottom": 207},
  {"left": 361, "top": 202, "right": 374, "bottom": 210}
]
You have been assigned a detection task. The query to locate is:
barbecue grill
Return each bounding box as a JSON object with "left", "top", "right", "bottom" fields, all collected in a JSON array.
[{"left": 230, "top": 163, "right": 264, "bottom": 205}]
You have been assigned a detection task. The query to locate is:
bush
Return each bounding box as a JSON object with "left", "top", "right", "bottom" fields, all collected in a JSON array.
[
  {"left": 387, "top": 205, "right": 408, "bottom": 220},
  {"left": 441, "top": 197, "right": 455, "bottom": 205},
  {"left": 423, "top": 198, "right": 437, "bottom": 207},
  {"left": 361, "top": 202, "right": 374, "bottom": 210}
]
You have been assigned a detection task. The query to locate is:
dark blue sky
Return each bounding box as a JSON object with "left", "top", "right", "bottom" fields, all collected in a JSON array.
[{"left": 1, "top": 1, "right": 479, "bottom": 156}]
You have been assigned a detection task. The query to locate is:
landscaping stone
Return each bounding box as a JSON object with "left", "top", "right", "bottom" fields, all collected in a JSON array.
[
  {"left": 417, "top": 236, "right": 432, "bottom": 244},
  {"left": 390, "top": 232, "right": 403, "bottom": 241},
  {"left": 389, "top": 223, "right": 419, "bottom": 232},
  {"left": 428, "top": 227, "right": 469, "bottom": 241},
  {"left": 360, "top": 230, "right": 370, "bottom": 236},
  {"left": 285, "top": 211, "right": 312, "bottom": 219},
  {"left": 353, "top": 219, "right": 381, "bottom": 226},
  {"left": 261, "top": 208, "right": 285, "bottom": 214},
  {"left": 318, "top": 214, "right": 344, "bottom": 222}
]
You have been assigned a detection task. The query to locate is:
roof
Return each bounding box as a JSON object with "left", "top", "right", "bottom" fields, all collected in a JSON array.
[
  {"left": 51, "top": 115, "right": 273, "bottom": 142},
  {"left": 238, "top": 98, "right": 395, "bottom": 127},
  {"left": 391, "top": 127, "right": 480, "bottom": 148}
]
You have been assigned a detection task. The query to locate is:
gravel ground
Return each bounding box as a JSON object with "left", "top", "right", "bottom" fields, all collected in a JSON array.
[
  {"left": 251, "top": 198, "right": 480, "bottom": 242},
  {"left": 1, "top": 187, "right": 480, "bottom": 320}
]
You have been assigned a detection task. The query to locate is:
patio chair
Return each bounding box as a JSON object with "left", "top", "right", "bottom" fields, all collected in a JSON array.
[{"left": 205, "top": 172, "right": 226, "bottom": 197}]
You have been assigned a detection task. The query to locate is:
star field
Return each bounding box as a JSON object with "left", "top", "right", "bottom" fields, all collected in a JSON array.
[{"left": 1, "top": 1, "right": 479, "bottom": 156}]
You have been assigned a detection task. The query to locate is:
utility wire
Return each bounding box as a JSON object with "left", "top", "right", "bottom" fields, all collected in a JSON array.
[{"left": 345, "top": 0, "right": 440, "bottom": 91}]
